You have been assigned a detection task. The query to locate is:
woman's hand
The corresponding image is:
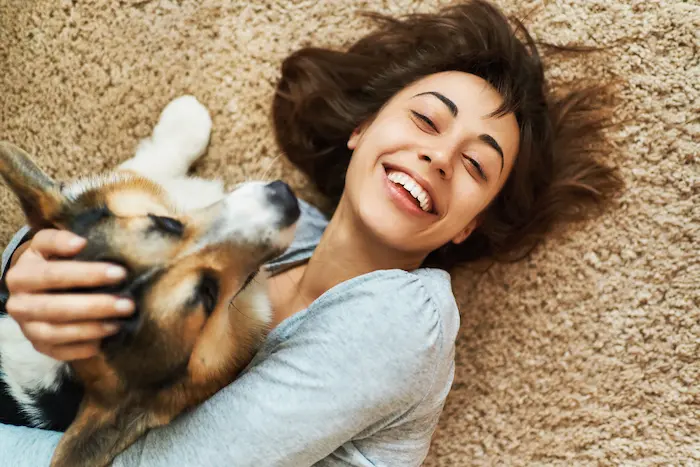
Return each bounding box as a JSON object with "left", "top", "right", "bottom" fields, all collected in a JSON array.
[{"left": 4, "top": 229, "right": 135, "bottom": 361}]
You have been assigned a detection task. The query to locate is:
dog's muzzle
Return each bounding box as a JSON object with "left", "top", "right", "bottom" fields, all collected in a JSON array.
[
  {"left": 265, "top": 180, "right": 300, "bottom": 228},
  {"left": 65, "top": 267, "right": 163, "bottom": 351}
]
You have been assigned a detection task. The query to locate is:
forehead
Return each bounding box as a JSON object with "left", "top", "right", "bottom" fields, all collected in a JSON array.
[
  {"left": 400, "top": 71, "right": 506, "bottom": 114},
  {"left": 64, "top": 173, "right": 172, "bottom": 217},
  {"left": 107, "top": 189, "right": 171, "bottom": 217},
  {"left": 395, "top": 70, "right": 520, "bottom": 164}
]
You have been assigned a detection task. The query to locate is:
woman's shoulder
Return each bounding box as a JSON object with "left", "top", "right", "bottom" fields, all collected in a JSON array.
[
  {"left": 298, "top": 267, "right": 459, "bottom": 364},
  {"left": 409, "top": 267, "right": 460, "bottom": 340}
]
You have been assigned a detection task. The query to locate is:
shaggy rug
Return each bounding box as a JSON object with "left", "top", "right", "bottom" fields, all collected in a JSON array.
[{"left": 1, "top": 0, "right": 697, "bottom": 465}]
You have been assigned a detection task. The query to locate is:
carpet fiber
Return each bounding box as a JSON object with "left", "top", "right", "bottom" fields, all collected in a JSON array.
[{"left": 1, "top": 0, "right": 697, "bottom": 465}]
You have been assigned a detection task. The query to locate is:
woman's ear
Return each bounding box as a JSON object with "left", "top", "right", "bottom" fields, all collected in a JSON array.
[
  {"left": 347, "top": 124, "right": 366, "bottom": 150},
  {"left": 451, "top": 216, "right": 480, "bottom": 245}
]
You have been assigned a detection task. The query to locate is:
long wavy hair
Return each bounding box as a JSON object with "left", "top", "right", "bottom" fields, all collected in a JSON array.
[{"left": 272, "top": 0, "right": 624, "bottom": 270}]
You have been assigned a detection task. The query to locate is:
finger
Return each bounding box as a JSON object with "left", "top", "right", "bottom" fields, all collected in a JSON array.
[
  {"left": 21, "top": 319, "right": 122, "bottom": 347},
  {"left": 6, "top": 260, "right": 128, "bottom": 293},
  {"left": 29, "top": 229, "right": 87, "bottom": 258},
  {"left": 7, "top": 294, "right": 134, "bottom": 322},
  {"left": 35, "top": 341, "right": 102, "bottom": 362}
]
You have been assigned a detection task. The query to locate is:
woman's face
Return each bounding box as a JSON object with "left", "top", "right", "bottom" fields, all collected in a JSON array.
[{"left": 343, "top": 71, "right": 519, "bottom": 258}]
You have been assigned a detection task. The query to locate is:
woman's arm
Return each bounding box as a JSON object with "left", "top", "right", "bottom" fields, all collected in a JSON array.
[
  {"left": 0, "top": 264, "right": 441, "bottom": 466},
  {"left": 0, "top": 424, "right": 61, "bottom": 467},
  {"left": 111, "top": 270, "right": 442, "bottom": 467}
]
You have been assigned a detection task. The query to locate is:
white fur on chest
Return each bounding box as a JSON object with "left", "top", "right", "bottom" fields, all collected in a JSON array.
[
  {"left": 232, "top": 271, "right": 273, "bottom": 326},
  {"left": 0, "top": 315, "right": 66, "bottom": 426}
]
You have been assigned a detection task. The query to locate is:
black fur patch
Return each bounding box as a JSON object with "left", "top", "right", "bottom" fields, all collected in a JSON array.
[
  {"left": 0, "top": 292, "right": 85, "bottom": 431},
  {"left": 0, "top": 355, "right": 81, "bottom": 431},
  {"left": 0, "top": 359, "right": 31, "bottom": 427},
  {"left": 28, "top": 366, "right": 84, "bottom": 432}
]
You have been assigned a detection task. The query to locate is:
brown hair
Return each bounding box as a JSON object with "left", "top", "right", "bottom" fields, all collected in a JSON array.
[{"left": 272, "top": 0, "right": 624, "bottom": 270}]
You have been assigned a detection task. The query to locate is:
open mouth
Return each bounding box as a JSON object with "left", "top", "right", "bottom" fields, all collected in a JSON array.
[{"left": 382, "top": 164, "right": 437, "bottom": 215}]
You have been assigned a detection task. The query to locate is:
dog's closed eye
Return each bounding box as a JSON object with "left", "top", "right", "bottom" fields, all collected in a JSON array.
[{"left": 148, "top": 214, "right": 184, "bottom": 236}]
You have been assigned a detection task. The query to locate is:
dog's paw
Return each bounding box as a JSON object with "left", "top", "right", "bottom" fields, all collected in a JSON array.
[
  {"left": 151, "top": 95, "right": 213, "bottom": 165},
  {"left": 125, "top": 96, "right": 213, "bottom": 178}
]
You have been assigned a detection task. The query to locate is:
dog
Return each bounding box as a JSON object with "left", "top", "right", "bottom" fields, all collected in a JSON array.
[{"left": 0, "top": 96, "right": 299, "bottom": 467}]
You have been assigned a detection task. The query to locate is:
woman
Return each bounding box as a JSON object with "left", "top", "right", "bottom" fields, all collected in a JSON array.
[{"left": 0, "top": 1, "right": 622, "bottom": 465}]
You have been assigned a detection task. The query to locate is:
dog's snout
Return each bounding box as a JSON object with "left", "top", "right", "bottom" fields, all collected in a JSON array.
[
  {"left": 101, "top": 310, "right": 140, "bottom": 352},
  {"left": 265, "top": 180, "right": 295, "bottom": 205},
  {"left": 265, "top": 180, "right": 300, "bottom": 227}
]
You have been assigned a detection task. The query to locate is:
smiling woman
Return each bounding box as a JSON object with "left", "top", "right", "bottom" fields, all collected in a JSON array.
[
  {"left": 274, "top": 4, "right": 624, "bottom": 268},
  {"left": 340, "top": 72, "right": 521, "bottom": 262}
]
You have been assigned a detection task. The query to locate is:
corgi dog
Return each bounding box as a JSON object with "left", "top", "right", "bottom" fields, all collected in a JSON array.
[{"left": 0, "top": 96, "right": 299, "bottom": 467}]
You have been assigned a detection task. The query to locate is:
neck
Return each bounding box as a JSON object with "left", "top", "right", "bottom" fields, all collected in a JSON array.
[{"left": 296, "top": 197, "right": 425, "bottom": 304}]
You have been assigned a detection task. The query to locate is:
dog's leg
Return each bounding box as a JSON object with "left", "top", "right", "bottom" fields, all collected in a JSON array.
[
  {"left": 119, "top": 95, "right": 213, "bottom": 179},
  {"left": 50, "top": 398, "right": 160, "bottom": 467}
]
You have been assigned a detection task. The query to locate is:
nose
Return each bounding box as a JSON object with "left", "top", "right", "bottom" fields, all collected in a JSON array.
[
  {"left": 419, "top": 150, "right": 453, "bottom": 179},
  {"left": 265, "top": 180, "right": 300, "bottom": 227}
]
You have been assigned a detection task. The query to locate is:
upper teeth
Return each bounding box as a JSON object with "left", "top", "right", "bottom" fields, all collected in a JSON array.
[{"left": 387, "top": 170, "right": 433, "bottom": 213}]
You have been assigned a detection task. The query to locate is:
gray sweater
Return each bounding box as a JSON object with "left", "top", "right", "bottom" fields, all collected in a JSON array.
[{"left": 0, "top": 200, "right": 460, "bottom": 467}]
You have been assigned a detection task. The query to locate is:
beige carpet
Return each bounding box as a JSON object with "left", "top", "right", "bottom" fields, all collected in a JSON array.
[{"left": 1, "top": 0, "right": 698, "bottom": 464}]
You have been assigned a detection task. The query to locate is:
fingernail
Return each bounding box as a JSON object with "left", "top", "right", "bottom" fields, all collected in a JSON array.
[
  {"left": 106, "top": 266, "right": 127, "bottom": 280},
  {"left": 68, "top": 237, "right": 86, "bottom": 248},
  {"left": 103, "top": 323, "right": 121, "bottom": 333},
  {"left": 114, "top": 299, "right": 134, "bottom": 313}
]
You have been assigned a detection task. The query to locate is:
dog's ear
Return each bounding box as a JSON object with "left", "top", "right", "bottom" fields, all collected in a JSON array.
[
  {"left": 50, "top": 397, "right": 159, "bottom": 467},
  {"left": 0, "top": 141, "right": 67, "bottom": 229}
]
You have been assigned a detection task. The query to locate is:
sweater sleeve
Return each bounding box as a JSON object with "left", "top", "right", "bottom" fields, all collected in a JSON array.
[
  {"left": 112, "top": 269, "right": 444, "bottom": 467},
  {"left": 1, "top": 226, "right": 31, "bottom": 278},
  {"left": 0, "top": 226, "right": 32, "bottom": 308}
]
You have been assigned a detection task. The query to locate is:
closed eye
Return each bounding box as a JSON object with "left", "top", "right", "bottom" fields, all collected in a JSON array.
[
  {"left": 148, "top": 214, "right": 185, "bottom": 237},
  {"left": 464, "top": 155, "right": 488, "bottom": 182},
  {"left": 410, "top": 110, "right": 438, "bottom": 132}
]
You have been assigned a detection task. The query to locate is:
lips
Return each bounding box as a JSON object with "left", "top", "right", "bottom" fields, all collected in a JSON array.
[{"left": 382, "top": 163, "right": 439, "bottom": 216}]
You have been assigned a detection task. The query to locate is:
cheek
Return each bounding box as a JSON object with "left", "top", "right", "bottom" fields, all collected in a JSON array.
[
  {"left": 447, "top": 175, "right": 488, "bottom": 222},
  {"left": 345, "top": 118, "right": 415, "bottom": 190},
  {"left": 352, "top": 116, "right": 415, "bottom": 162}
]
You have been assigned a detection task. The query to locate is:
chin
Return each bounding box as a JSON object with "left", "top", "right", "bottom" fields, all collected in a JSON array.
[{"left": 356, "top": 197, "right": 417, "bottom": 249}]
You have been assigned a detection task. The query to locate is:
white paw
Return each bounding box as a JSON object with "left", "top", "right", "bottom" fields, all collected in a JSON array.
[
  {"left": 124, "top": 95, "right": 213, "bottom": 179},
  {"left": 152, "top": 95, "right": 213, "bottom": 164}
]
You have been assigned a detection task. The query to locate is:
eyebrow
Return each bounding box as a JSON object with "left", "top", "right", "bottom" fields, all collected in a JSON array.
[
  {"left": 414, "top": 91, "right": 458, "bottom": 117},
  {"left": 414, "top": 91, "right": 505, "bottom": 173},
  {"left": 479, "top": 134, "right": 504, "bottom": 172}
]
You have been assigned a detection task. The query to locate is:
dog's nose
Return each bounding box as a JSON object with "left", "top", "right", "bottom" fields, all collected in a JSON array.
[{"left": 266, "top": 180, "right": 300, "bottom": 227}]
